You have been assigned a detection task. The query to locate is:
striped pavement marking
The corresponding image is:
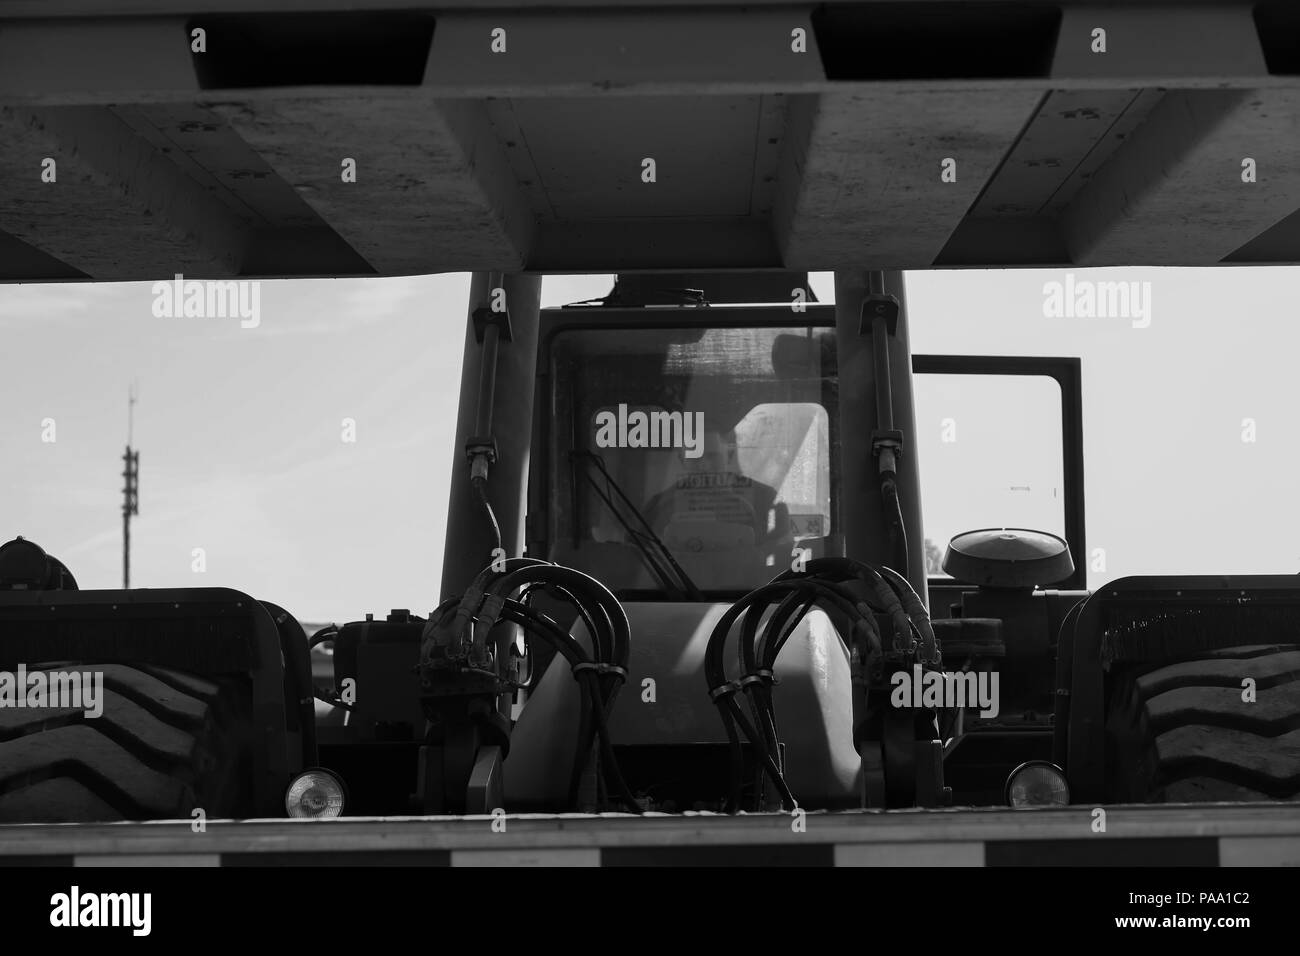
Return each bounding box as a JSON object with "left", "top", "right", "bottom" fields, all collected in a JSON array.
[
  {"left": 0, "top": 838, "right": 1293, "bottom": 866},
  {"left": 33, "top": 837, "right": 1294, "bottom": 866},
  {"left": 0, "top": 806, "right": 1295, "bottom": 866}
]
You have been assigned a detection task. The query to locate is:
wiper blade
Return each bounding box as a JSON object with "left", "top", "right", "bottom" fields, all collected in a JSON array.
[
  {"left": 578, "top": 466, "right": 688, "bottom": 601},
  {"left": 572, "top": 451, "right": 705, "bottom": 602}
]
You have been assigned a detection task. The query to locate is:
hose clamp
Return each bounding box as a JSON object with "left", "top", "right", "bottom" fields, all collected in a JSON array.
[
  {"left": 571, "top": 662, "right": 628, "bottom": 683},
  {"left": 708, "top": 680, "right": 743, "bottom": 701}
]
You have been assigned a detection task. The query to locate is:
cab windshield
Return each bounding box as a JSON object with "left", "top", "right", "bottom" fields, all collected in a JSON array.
[{"left": 545, "top": 323, "right": 839, "bottom": 597}]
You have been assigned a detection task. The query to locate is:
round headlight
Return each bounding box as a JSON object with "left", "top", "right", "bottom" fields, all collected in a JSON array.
[
  {"left": 1005, "top": 760, "right": 1070, "bottom": 808},
  {"left": 285, "top": 768, "right": 348, "bottom": 819}
]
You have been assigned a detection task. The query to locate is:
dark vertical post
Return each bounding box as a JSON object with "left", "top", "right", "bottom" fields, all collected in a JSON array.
[
  {"left": 441, "top": 272, "right": 542, "bottom": 601},
  {"left": 833, "top": 270, "right": 927, "bottom": 605}
]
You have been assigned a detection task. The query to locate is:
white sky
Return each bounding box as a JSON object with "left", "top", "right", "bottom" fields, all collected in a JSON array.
[{"left": 3, "top": 267, "right": 1298, "bottom": 621}]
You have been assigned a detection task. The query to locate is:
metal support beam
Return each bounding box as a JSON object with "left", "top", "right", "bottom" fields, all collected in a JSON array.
[
  {"left": 441, "top": 272, "right": 542, "bottom": 601},
  {"left": 776, "top": 90, "right": 1044, "bottom": 269},
  {"left": 0, "top": 105, "right": 249, "bottom": 277},
  {"left": 1063, "top": 89, "right": 1300, "bottom": 265},
  {"left": 424, "top": 8, "right": 822, "bottom": 96},
  {"left": 1050, "top": 4, "right": 1266, "bottom": 82},
  {"left": 209, "top": 97, "right": 535, "bottom": 275},
  {"left": 0, "top": 18, "right": 197, "bottom": 102},
  {"left": 833, "top": 270, "right": 926, "bottom": 604},
  {"left": 7, "top": 5, "right": 1300, "bottom": 277}
]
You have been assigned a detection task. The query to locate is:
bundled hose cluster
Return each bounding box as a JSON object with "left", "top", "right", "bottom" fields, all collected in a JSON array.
[
  {"left": 704, "top": 557, "right": 940, "bottom": 812},
  {"left": 419, "top": 557, "right": 641, "bottom": 812}
]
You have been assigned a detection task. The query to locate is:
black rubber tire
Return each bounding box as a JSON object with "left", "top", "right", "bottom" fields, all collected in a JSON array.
[
  {"left": 1105, "top": 644, "right": 1300, "bottom": 802},
  {"left": 0, "top": 663, "right": 255, "bottom": 822}
]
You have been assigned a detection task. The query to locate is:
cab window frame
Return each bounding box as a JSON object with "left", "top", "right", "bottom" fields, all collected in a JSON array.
[
  {"left": 912, "top": 354, "right": 1086, "bottom": 592},
  {"left": 529, "top": 305, "right": 840, "bottom": 601}
]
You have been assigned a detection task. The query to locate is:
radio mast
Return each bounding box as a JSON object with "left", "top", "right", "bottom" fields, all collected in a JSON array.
[{"left": 122, "top": 382, "right": 140, "bottom": 589}]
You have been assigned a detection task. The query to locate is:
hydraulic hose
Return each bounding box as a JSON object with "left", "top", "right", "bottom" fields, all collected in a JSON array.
[
  {"left": 706, "top": 556, "right": 938, "bottom": 811},
  {"left": 876, "top": 565, "right": 939, "bottom": 664},
  {"left": 881, "top": 477, "right": 909, "bottom": 581},
  {"left": 498, "top": 597, "right": 639, "bottom": 810},
  {"left": 426, "top": 557, "right": 640, "bottom": 812},
  {"left": 705, "top": 577, "right": 870, "bottom": 810},
  {"left": 471, "top": 475, "right": 503, "bottom": 556},
  {"left": 488, "top": 564, "right": 628, "bottom": 671}
]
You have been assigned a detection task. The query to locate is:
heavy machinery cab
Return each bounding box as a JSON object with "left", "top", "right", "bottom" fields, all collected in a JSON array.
[{"left": 472, "top": 281, "right": 1067, "bottom": 808}]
